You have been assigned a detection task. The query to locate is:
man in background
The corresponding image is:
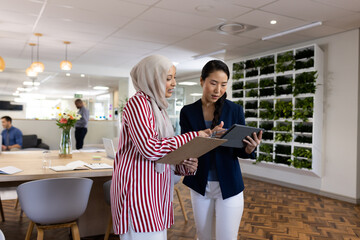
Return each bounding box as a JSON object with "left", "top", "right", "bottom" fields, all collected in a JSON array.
[
  {"left": 74, "top": 99, "right": 89, "bottom": 149},
  {"left": 1, "top": 116, "right": 23, "bottom": 151}
]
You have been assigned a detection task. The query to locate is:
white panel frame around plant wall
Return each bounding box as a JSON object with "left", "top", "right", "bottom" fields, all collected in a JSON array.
[{"left": 228, "top": 44, "right": 324, "bottom": 177}]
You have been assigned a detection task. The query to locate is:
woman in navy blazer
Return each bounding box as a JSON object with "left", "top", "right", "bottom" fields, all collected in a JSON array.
[{"left": 180, "top": 60, "right": 262, "bottom": 240}]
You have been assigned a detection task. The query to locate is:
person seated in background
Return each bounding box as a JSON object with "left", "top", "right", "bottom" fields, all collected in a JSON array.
[{"left": 1, "top": 116, "right": 23, "bottom": 151}]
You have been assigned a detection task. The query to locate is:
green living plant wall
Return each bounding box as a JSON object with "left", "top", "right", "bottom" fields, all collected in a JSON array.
[{"left": 231, "top": 45, "right": 319, "bottom": 170}]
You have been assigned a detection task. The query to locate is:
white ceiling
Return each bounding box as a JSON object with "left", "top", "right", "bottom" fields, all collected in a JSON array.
[{"left": 0, "top": 0, "right": 360, "bottom": 98}]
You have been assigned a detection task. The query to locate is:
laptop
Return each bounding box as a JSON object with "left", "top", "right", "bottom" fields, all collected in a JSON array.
[{"left": 102, "top": 138, "right": 116, "bottom": 159}]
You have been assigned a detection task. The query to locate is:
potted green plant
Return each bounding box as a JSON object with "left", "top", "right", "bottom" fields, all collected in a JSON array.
[
  {"left": 244, "top": 81, "right": 258, "bottom": 89},
  {"left": 245, "top": 59, "right": 257, "bottom": 69},
  {"left": 232, "top": 91, "right": 243, "bottom": 98},
  {"left": 272, "top": 121, "right": 292, "bottom": 132},
  {"left": 262, "top": 131, "right": 273, "bottom": 140},
  {"left": 293, "top": 97, "right": 313, "bottom": 121},
  {"left": 294, "top": 123, "right": 312, "bottom": 133},
  {"left": 260, "top": 78, "right": 275, "bottom": 88},
  {"left": 276, "top": 51, "right": 295, "bottom": 73},
  {"left": 260, "top": 121, "right": 273, "bottom": 130},
  {"left": 234, "top": 100, "right": 243, "bottom": 107},
  {"left": 275, "top": 144, "right": 291, "bottom": 155},
  {"left": 245, "top": 101, "right": 258, "bottom": 109},
  {"left": 245, "top": 111, "right": 257, "bottom": 118},
  {"left": 246, "top": 89, "right": 258, "bottom": 98},
  {"left": 274, "top": 155, "right": 291, "bottom": 165},
  {"left": 275, "top": 133, "right": 293, "bottom": 142},
  {"left": 288, "top": 147, "right": 312, "bottom": 169},
  {"left": 246, "top": 69, "right": 258, "bottom": 77},
  {"left": 259, "top": 110, "right": 275, "bottom": 120},
  {"left": 274, "top": 100, "right": 293, "bottom": 119},
  {"left": 295, "top": 48, "right": 314, "bottom": 60},
  {"left": 232, "top": 81, "right": 243, "bottom": 90},
  {"left": 246, "top": 121, "right": 258, "bottom": 128},
  {"left": 259, "top": 88, "right": 274, "bottom": 97},
  {"left": 276, "top": 75, "right": 293, "bottom": 85},
  {"left": 295, "top": 135, "right": 312, "bottom": 144}
]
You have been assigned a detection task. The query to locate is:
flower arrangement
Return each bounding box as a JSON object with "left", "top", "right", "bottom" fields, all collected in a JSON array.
[
  {"left": 56, "top": 109, "right": 81, "bottom": 129},
  {"left": 56, "top": 109, "right": 81, "bottom": 158}
]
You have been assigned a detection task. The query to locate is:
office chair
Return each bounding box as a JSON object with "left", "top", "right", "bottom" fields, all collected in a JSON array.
[{"left": 17, "top": 177, "right": 93, "bottom": 240}]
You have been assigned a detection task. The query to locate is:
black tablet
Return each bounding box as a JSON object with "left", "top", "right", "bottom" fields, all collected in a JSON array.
[{"left": 219, "top": 124, "right": 263, "bottom": 148}]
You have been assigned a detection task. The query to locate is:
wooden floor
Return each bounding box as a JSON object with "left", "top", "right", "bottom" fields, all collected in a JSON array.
[{"left": 0, "top": 177, "right": 359, "bottom": 239}]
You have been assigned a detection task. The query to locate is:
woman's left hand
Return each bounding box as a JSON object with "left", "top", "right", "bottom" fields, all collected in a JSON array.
[
  {"left": 182, "top": 158, "right": 198, "bottom": 173},
  {"left": 243, "top": 131, "right": 263, "bottom": 154}
]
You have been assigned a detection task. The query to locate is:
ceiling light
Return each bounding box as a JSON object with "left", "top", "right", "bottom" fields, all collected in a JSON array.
[
  {"left": 178, "top": 82, "right": 197, "bottom": 86},
  {"left": 17, "top": 87, "right": 32, "bottom": 92},
  {"left": 93, "top": 86, "right": 109, "bottom": 90},
  {"left": 190, "top": 93, "right": 202, "bottom": 97},
  {"left": 262, "top": 21, "right": 322, "bottom": 40},
  {"left": 23, "top": 81, "right": 40, "bottom": 86},
  {"left": 60, "top": 41, "right": 72, "bottom": 71},
  {"left": 26, "top": 43, "right": 38, "bottom": 77},
  {"left": 31, "top": 33, "right": 45, "bottom": 72},
  {"left": 62, "top": 96, "right": 73, "bottom": 99},
  {"left": 195, "top": 5, "right": 214, "bottom": 12},
  {"left": 66, "top": 73, "right": 70, "bottom": 76},
  {"left": 0, "top": 56, "right": 5, "bottom": 72},
  {"left": 12, "top": 92, "right": 20, "bottom": 96},
  {"left": 80, "top": 74, "right": 85, "bottom": 77},
  {"left": 193, "top": 49, "right": 226, "bottom": 60},
  {"left": 270, "top": 20, "right": 277, "bottom": 25}
]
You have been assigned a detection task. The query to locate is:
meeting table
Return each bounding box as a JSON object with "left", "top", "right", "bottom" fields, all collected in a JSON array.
[{"left": 0, "top": 150, "right": 114, "bottom": 237}]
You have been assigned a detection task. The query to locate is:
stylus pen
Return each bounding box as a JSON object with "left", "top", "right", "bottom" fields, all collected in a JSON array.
[{"left": 211, "top": 129, "right": 228, "bottom": 138}]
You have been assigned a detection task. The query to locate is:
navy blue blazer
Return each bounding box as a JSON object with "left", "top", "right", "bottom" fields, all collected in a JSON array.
[{"left": 180, "top": 99, "right": 255, "bottom": 199}]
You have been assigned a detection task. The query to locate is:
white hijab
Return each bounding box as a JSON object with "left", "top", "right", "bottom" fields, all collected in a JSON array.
[{"left": 130, "top": 55, "right": 175, "bottom": 173}]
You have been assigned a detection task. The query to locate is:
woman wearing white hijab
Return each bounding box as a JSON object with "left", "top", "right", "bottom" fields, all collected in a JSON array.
[{"left": 111, "top": 55, "right": 210, "bottom": 240}]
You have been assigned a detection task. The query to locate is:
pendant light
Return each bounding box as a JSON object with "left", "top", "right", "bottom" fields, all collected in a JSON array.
[
  {"left": 26, "top": 43, "right": 38, "bottom": 77},
  {"left": 31, "top": 33, "right": 45, "bottom": 73},
  {"left": 60, "top": 41, "right": 72, "bottom": 70},
  {"left": 0, "top": 56, "right": 5, "bottom": 72}
]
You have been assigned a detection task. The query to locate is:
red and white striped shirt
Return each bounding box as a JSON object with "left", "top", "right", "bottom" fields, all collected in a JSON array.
[{"left": 110, "top": 91, "right": 198, "bottom": 235}]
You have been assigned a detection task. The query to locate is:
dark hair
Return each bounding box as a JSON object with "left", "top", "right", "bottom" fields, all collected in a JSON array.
[
  {"left": 201, "top": 60, "right": 230, "bottom": 128},
  {"left": 75, "top": 99, "right": 82, "bottom": 104},
  {"left": 1, "top": 116, "right": 12, "bottom": 123}
]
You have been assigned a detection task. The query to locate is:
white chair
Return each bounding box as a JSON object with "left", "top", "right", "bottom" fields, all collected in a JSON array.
[
  {"left": 17, "top": 177, "right": 93, "bottom": 240},
  {"left": 0, "top": 229, "right": 5, "bottom": 240}
]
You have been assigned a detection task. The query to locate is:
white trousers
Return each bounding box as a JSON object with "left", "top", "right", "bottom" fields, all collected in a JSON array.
[
  {"left": 120, "top": 214, "right": 167, "bottom": 240},
  {"left": 190, "top": 181, "right": 244, "bottom": 240}
]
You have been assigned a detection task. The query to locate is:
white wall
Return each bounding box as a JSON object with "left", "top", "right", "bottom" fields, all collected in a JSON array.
[
  {"left": 228, "top": 29, "right": 360, "bottom": 203},
  {"left": 12, "top": 119, "right": 118, "bottom": 150}
]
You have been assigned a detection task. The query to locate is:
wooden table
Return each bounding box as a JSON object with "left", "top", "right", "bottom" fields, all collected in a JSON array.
[{"left": 0, "top": 150, "right": 113, "bottom": 237}]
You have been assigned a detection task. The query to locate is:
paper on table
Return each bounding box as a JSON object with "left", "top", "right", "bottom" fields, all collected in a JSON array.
[
  {"left": 50, "top": 160, "right": 89, "bottom": 172},
  {"left": 85, "top": 163, "right": 113, "bottom": 170},
  {"left": 157, "top": 137, "right": 227, "bottom": 165},
  {"left": 0, "top": 166, "right": 22, "bottom": 174}
]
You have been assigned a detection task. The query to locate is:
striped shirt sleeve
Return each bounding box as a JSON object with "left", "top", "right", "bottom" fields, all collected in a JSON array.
[{"left": 123, "top": 94, "right": 198, "bottom": 161}]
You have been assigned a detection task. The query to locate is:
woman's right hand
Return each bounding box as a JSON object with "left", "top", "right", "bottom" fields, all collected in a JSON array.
[{"left": 198, "top": 129, "right": 211, "bottom": 137}]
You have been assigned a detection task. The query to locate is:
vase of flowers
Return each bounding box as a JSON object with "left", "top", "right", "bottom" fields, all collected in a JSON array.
[{"left": 56, "top": 109, "right": 81, "bottom": 158}]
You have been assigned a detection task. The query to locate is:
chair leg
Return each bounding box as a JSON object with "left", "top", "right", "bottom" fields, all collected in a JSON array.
[
  {"left": 71, "top": 222, "right": 81, "bottom": 240},
  {"left": 104, "top": 214, "right": 113, "bottom": 240},
  {"left": 14, "top": 198, "right": 19, "bottom": 209},
  {"left": 25, "top": 221, "right": 35, "bottom": 240},
  {"left": 0, "top": 197, "right": 5, "bottom": 222},
  {"left": 36, "top": 227, "right": 44, "bottom": 240},
  {"left": 175, "top": 187, "right": 188, "bottom": 222}
]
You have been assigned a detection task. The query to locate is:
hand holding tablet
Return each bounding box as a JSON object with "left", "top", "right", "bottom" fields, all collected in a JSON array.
[{"left": 215, "top": 124, "right": 263, "bottom": 148}]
